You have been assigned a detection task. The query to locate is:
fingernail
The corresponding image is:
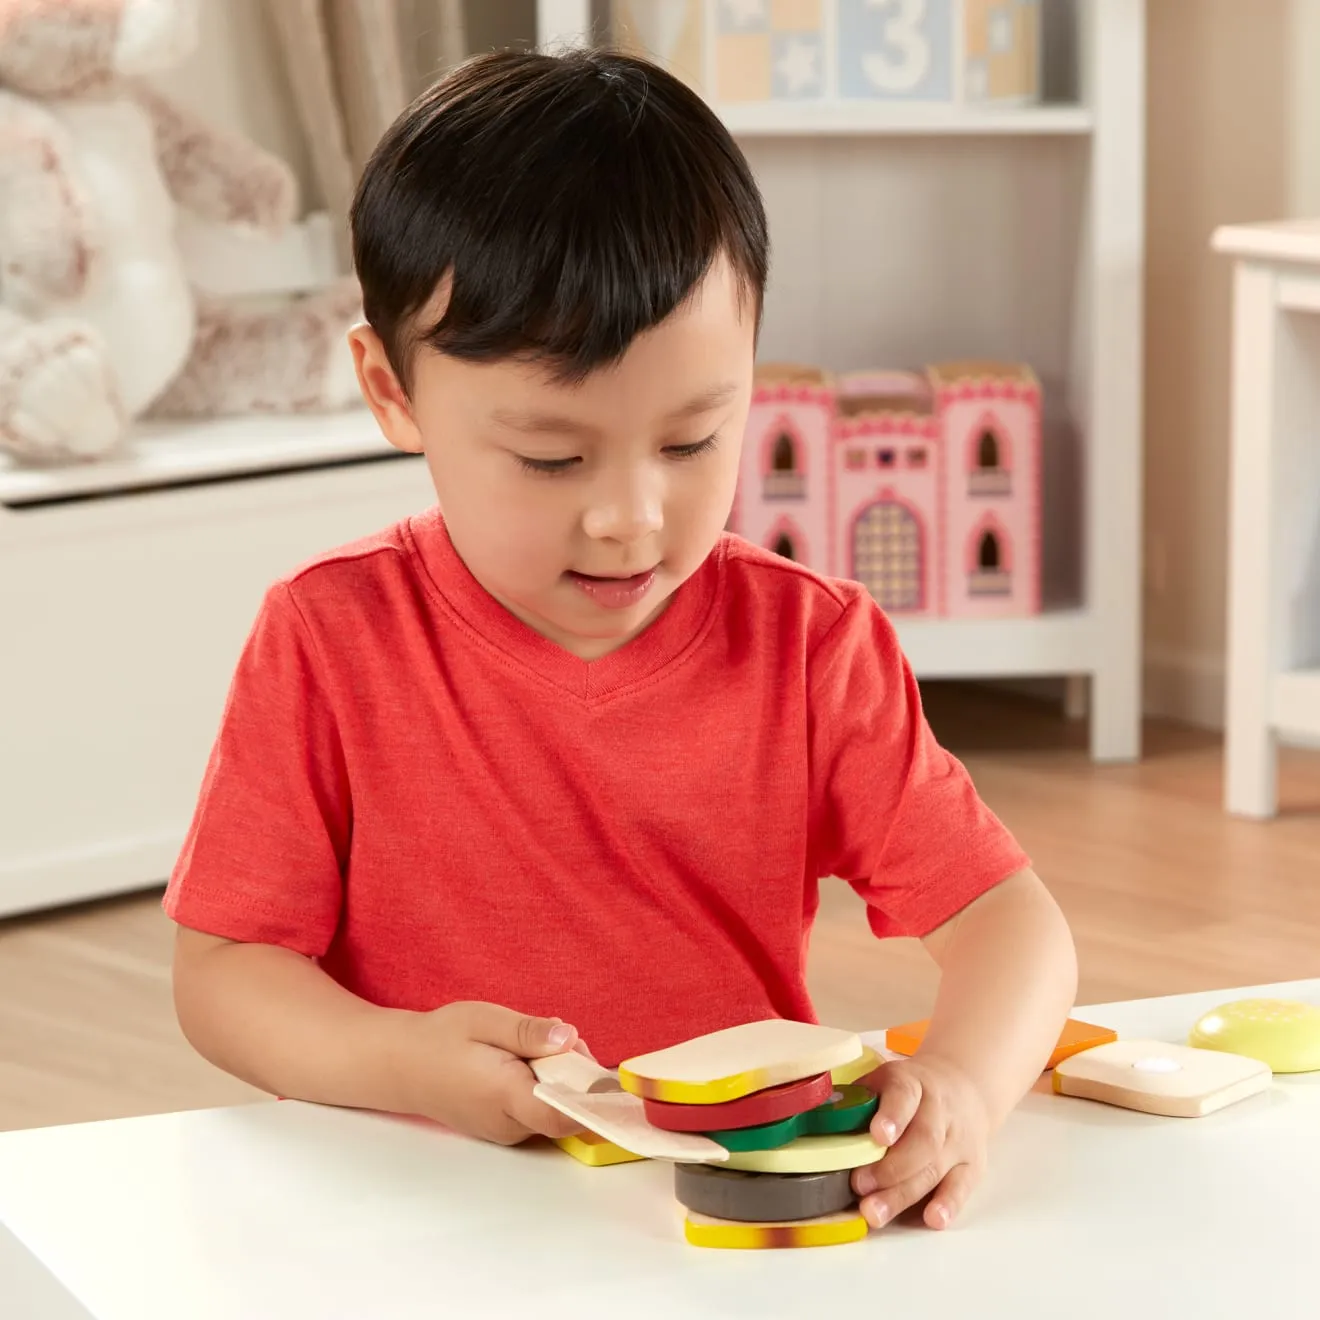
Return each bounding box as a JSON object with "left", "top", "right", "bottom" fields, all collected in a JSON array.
[
  {"left": 878, "top": 1119, "right": 897, "bottom": 1143},
  {"left": 930, "top": 1203, "right": 950, "bottom": 1229},
  {"left": 547, "top": 1024, "right": 574, "bottom": 1048},
  {"left": 854, "top": 1168, "right": 877, "bottom": 1197},
  {"left": 864, "top": 1199, "right": 891, "bottom": 1229}
]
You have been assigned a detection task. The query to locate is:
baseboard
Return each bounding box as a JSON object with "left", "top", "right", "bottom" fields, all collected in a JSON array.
[
  {"left": 1143, "top": 645, "right": 1226, "bottom": 730},
  {"left": 0, "top": 832, "right": 178, "bottom": 919}
]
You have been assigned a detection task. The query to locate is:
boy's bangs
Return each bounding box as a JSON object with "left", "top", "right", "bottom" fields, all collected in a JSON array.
[{"left": 352, "top": 50, "right": 768, "bottom": 389}]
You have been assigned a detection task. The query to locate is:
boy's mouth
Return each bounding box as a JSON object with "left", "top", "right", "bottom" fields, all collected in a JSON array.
[{"left": 565, "top": 568, "right": 657, "bottom": 610}]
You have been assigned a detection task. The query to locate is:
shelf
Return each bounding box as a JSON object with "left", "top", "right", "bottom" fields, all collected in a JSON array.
[
  {"left": 0, "top": 410, "right": 403, "bottom": 507},
  {"left": 716, "top": 102, "right": 1093, "bottom": 138},
  {"left": 894, "top": 609, "right": 1095, "bottom": 679}
]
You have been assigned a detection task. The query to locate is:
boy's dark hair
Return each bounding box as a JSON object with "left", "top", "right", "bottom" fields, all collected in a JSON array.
[{"left": 350, "top": 47, "right": 769, "bottom": 390}]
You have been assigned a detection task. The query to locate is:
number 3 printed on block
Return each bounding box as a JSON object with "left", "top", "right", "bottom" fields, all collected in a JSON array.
[
  {"left": 864, "top": 0, "right": 931, "bottom": 92},
  {"left": 838, "top": 0, "right": 952, "bottom": 101}
]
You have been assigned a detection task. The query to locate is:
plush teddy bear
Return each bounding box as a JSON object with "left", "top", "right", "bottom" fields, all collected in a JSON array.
[{"left": 0, "top": 0, "right": 363, "bottom": 466}]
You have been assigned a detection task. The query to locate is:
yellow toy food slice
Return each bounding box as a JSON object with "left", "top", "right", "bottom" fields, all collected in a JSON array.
[
  {"left": 618, "top": 1020, "right": 863, "bottom": 1105},
  {"left": 683, "top": 1209, "right": 868, "bottom": 1249},
  {"left": 718, "top": 1130, "right": 886, "bottom": 1174},
  {"left": 831, "top": 1044, "right": 881, "bottom": 1085},
  {"left": 553, "top": 1131, "right": 646, "bottom": 1167},
  {"left": 1188, "top": 998, "right": 1320, "bottom": 1073}
]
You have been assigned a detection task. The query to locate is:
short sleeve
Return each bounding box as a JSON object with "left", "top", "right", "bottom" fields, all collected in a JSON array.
[
  {"left": 163, "top": 582, "right": 349, "bottom": 956},
  {"left": 807, "top": 592, "right": 1030, "bottom": 939}
]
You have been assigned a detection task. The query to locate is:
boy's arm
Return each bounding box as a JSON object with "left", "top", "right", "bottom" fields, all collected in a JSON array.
[
  {"left": 852, "top": 867, "right": 1076, "bottom": 1230},
  {"left": 173, "top": 927, "right": 416, "bottom": 1113},
  {"left": 915, "top": 865, "right": 1077, "bottom": 1127},
  {"left": 172, "top": 927, "right": 587, "bottom": 1145}
]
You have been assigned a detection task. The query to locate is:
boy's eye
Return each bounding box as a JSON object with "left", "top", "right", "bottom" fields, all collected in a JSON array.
[
  {"left": 515, "top": 454, "right": 581, "bottom": 476},
  {"left": 664, "top": 436, "right": 718, "bottom": 460}
]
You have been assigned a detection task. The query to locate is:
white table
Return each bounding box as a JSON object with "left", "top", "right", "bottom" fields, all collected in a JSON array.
[
  {"left": 1213, "top": 218, "right": 1320, "bottom": 817},
  {"left": 3, "top": 981, "right": 1318, "bottom": 1319}
]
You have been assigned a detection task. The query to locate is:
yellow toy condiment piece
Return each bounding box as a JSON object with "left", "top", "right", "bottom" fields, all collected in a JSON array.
[
  {"left": 1189, "top": 998, "right": 1320, "bottom": 1074},
  {"left": 683, "top": 1210, "right": 868, "bottom": 1250},
  {"left": 718, "top": 1130, "right": 886, "bottom": 1174},
  {"left": 618, "top": 1020, "right": 863, "bottom": 1105},
  {"left": 553, "top": 1131, "right": 646, "bottom": 1167},
  {"left": 831, "top": 1044, "right": 881, "bottom": 1086}
]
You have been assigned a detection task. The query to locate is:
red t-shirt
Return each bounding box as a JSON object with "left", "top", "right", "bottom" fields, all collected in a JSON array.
[{"left": 164, "top": 508, "right": 1028, "bottom": 1067}]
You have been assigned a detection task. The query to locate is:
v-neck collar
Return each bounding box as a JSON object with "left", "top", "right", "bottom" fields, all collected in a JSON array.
[{"left": 404, "top": 508, "right": 725, "bottom": 702}]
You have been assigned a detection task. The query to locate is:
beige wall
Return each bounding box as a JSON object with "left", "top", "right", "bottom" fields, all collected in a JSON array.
[{"left": 1144, "top": 0, "right": 1316, "bottom": 727}]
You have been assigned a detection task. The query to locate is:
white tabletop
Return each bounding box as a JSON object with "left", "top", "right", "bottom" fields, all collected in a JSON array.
[
  {"left": 1211, "top": 216, "right": 1320, "bottom": 265},
  {"left": 3, "top": 981, "right": 1319, "bottom": 1320}
]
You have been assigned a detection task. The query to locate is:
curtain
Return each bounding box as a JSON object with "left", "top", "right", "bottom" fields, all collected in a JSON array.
[{"left": 264, "top": 0, "right": 467, "bottom": 264}]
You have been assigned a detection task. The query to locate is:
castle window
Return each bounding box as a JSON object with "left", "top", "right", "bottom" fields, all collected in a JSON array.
[
  {"left": 969, "top": 424, "right": 1012, "bottom": 496},
  {"left": 772, "top": 532, "right": 796, "bottom": 561},
  {"left": 877, "top": 447, "right": 896, "bottom": 467},
  {"left": 763, "top": 425, "right": 806, "bottom": 499},
  {"left": 906, "top": 446, "right": 927, "bottom": 468},
  {"left": 773, "top": 432, "right": 796, "bottom": 471},
  {"left": 845, "top": 447, "right": 867, "bottom": 470},
  {"left": 969, "top": 528, "right": 1012, "bottom": 596}
]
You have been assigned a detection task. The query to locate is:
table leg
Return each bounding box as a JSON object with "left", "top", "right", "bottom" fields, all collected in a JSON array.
[{"left": 1224, "top": 263, "right": 1281, "bottom": 818}]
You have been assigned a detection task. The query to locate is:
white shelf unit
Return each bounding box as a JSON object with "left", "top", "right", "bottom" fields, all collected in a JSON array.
[
  {"left": 0, "top": 215, "right": 438, "bottom": 919},
  {"left": 538, "top": 0, "right": 1145, "bottom": 762}
]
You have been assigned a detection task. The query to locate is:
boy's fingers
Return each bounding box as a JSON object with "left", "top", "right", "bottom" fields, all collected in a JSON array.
[
  {"left": 924, "top": 1162, "right": 979, "bottom": 1229},
  {"left": 859, "top": 1157, "right": 946, "bottom": 1230},
  {"left": 461, "top": 1003, "right": 579, "bottom": 1059},
  {"left": 503, "top": 1079, "right": 584, "bottom": 1140},
  {"left": 867, "top": 1063, "right": 923, "bottom": 1145}
]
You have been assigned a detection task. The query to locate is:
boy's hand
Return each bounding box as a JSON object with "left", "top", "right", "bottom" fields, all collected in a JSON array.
[
  {"left": 851, "top": 1054, "right": 991, "bottom": 1231},
  {"left": 396, "top": 1001, "right": 591, "bottom": 1147}
]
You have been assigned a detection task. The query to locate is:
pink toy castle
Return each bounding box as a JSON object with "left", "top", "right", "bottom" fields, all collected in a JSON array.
[{"left": 729, "top": 361, "right": 1042, "bottom": 618}]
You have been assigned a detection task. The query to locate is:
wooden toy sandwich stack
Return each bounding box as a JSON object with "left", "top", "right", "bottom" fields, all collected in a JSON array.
[{"left": 619, "top": 1021, "right": 885, "bottom": 1249}]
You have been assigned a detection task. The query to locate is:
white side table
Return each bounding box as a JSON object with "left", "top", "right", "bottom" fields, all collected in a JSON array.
[{"left": 1213, "top": 219, "right": 1320, "bottom": 817}]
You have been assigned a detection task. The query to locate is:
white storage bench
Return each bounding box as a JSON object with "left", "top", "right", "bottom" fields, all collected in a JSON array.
[{"left": 0, "top": 414, "right": 434, "bottom": 919}]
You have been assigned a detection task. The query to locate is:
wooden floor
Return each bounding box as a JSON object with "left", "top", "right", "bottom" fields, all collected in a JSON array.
[{"left": 4, "top": 685, "right": 1319, "bottom": 1134}]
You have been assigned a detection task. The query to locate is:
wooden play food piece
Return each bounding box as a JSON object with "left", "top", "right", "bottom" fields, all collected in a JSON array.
[
  {"left": 618, "top": 1020, "right": 863, "bottom": 1105},
  {"left": 644, "top": 1071, "right": 834, "bottom": 1133},
  {"left": 707, "top": 1084, "right": 879, "bottom": 1152},
  {"left": 718, "top": 1130, "right": 886, "bottom": 1174},
  {"left": 1188, "top": 998, "right": 1320, "bottom": 1073},
  {"left": 886, "top": 1016, "right": 1116, "bottom": 1070},
  {"left": 552, "top": 1131, "right": 645, "bottom": 1167},
  {"left": 683, "top": 1209, "right": 868, "bottom": 1250},
  {"left": 831, "top": 1044, "right": 881, "bottom": 1086},
  {"left": 1051, "top": 1039, "right": 1272, "bottom": 1117},
  {"left": 530, "top": 1053, "right": 729, "bottom": 1163},
  {"left": 673, "top": 1163, "right": 857, "bottom": 1223}
]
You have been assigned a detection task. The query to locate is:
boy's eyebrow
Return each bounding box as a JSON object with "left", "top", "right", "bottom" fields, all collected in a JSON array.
[{"left": 489, "top": 382, "right": 741, "bottom": 437}]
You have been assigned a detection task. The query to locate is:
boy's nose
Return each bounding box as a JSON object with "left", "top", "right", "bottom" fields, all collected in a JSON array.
[{"left": 582, "top": 482, "right": 663, "bottom": 543}]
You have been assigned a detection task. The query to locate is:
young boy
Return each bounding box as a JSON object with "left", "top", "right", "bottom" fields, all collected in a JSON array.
[{"left": 166, "top": 48, "right": 1077, "bottom": 1234}]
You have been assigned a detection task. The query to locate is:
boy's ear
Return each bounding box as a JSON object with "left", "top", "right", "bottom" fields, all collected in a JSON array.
[{"left": 349, "top": 325, "right": 424, "bottom": 454}]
